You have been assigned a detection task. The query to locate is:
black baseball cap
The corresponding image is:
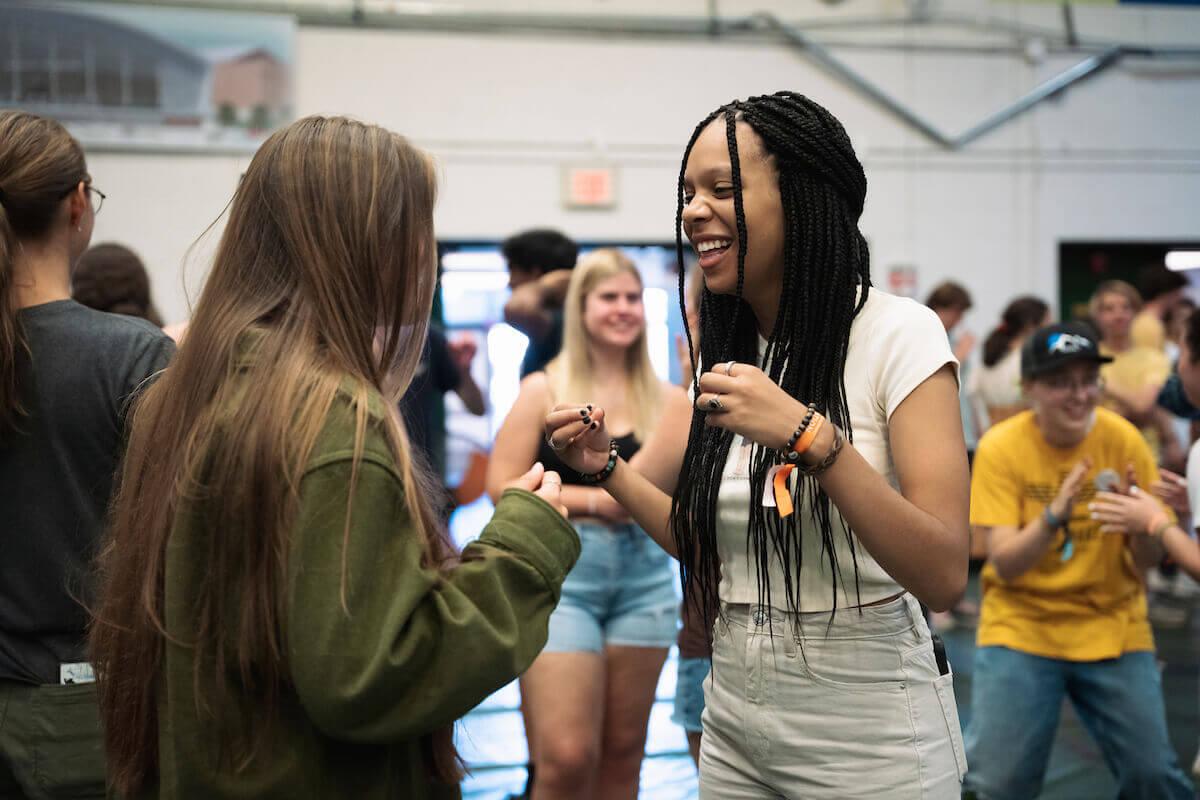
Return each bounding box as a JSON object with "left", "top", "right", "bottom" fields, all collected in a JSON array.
[{"left": 1021, "top": 322, "right": 1113, "bottom": 379}]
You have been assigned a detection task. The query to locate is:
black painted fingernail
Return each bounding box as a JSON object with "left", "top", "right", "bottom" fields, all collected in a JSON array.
[
  {"left": 583, "top": 416, "right": 592, "bottom": 425},
  {"left": 591, "top": 422, "right": 598, "bottom": 429},
  {"left": 580, "top": 409, "right": 588, "bottom": 416},
  {"left": 587, "top": 404, "right": 593, "bottom": 411}
]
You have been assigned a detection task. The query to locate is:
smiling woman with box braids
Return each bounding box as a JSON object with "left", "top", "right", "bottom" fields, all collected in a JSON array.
[
  {"left": 545, "top": 91, "right": 969, "bottom": 796},
  {"left": 673, "top": 92, "right": 872, "bottom": 627}
]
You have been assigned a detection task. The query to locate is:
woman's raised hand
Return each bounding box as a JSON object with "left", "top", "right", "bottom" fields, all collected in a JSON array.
[
  {"left": 506, "top": 462, "right": 568, "bottom": 518},
  {"left": 692, "top": 362, "right": 804, "bottom": 449},
  {"left": 544, "top": 403, "right": 612, "bottom": 475}
]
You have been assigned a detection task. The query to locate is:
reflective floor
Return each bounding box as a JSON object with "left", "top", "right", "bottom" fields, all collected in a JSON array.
[
  {"left": 458, "top": 658, "right": 699, "bottom": 800},
  {"left": 457, "top": 569, "right": 1200, "bottom": 799}
]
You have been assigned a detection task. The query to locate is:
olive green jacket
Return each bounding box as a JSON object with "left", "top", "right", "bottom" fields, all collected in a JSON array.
[{"left": 154, "top": 387, "right": 579, "bottom": 798}]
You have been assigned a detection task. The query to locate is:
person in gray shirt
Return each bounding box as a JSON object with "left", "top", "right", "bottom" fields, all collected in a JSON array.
[{"left": 0, "top": 111, "right": 174, "bottom": 799}]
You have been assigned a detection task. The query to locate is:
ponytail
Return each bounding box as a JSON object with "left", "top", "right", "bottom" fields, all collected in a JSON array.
[
  {"left": 980, "top": 325, "right": 1014, "bottom": 369},
  {"left": 982, "top": 296, "right": 1049, "bottom": 368},
  {"left": 0, "top": 111, "right": 89, "bottom": 435}
]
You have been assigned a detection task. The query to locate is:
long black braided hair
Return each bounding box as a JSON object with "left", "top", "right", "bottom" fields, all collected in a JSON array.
[{"left": 671, "top": 91, "right": 872, "bottom": 632}]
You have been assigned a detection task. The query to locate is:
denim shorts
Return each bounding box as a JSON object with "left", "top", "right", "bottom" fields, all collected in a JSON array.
[
  {"left": 672, "top": 656, "right": 710, "bottom": 733},
  {"left": 544, "top": 521, "right": 679, "bottom": 653}
]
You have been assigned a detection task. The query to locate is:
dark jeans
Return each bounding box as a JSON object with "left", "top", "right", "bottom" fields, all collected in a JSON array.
[
  {"left": 963, "top": 646, "right": 1192, "bottom": 800},
  {"left": 0, "top": 681, "right": 106, "bottom": 799}
]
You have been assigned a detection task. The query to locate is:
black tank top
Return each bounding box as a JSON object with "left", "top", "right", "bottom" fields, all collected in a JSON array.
[{"left": 536, "top": 431, "right": 641, "bottom": 486}]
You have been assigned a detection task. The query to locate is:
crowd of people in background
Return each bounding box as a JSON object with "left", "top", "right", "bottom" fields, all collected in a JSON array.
[
  {"left": 925, "top": 271, "right": 1200, "bottom": 798},
  {"left": 3, "top": 96, "right": 1200, "bottom": 800}
]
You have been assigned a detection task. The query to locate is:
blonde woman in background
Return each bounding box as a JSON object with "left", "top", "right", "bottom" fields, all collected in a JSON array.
[
  {"left": 1090, "top": 280, "right": 1182, "bottom": 468},
  {"left": 487, "top": 249, "right": 691, "bottom": 800}
]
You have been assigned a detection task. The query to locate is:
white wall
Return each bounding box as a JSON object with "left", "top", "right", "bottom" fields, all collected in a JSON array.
[{"left": 84, "top": 1, "right": 1200, "bottom": 339}]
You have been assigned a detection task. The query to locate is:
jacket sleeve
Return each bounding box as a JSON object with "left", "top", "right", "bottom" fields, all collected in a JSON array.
[{"left": 286, "top": 457, "right": 580, "bottom": 742}]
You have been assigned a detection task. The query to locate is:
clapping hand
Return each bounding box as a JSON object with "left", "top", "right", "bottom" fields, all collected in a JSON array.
[{"left": 1047, "top": 458, "right": 1093, "bottom": 522}]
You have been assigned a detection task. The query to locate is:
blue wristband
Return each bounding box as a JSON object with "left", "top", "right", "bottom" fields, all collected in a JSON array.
[{"left": 1043, "top": 506, "right": 1067, "bottom": 530}]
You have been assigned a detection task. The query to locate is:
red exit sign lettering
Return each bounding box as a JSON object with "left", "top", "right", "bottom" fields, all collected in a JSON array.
[{"left": 563, "top": 165, "right": 617, "bottom": 209}]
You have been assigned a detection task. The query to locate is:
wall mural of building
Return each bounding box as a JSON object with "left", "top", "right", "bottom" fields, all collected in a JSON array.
[{"left": 0, "top": 2, "right": 294, "bottom": 151}]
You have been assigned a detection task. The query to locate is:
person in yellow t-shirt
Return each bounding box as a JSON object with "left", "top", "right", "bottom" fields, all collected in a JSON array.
[
  {"left": 1092, "top": 307, "right": 1200, "bottom": 583},
  {"left": 1091, "top": 280, "right": 1181, "bottom": 467},
  {"left": 963, "top": 322, "right": 1193, "bottom": 800}
]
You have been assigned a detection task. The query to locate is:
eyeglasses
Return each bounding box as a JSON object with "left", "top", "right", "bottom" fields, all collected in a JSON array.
[
  {"left": 86, "top": 185, "right": 106, "bottom": 216},
  {"left": 1041, "top": 374, "right": 1104, "bottom": 396}
]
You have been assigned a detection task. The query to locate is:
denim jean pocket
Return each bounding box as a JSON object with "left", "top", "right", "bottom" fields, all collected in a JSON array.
[
  {"left": 30, "top": 683, "right": 107, "bottom": 798},
  {"left": 794, "top": 631, "right": 912, "bottom": 692}
]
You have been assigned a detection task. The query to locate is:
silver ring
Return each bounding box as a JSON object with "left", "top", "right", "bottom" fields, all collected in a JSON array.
[
  {"left": 707, "top": 395, "right": 724, "bottom": 411},
  {"left": 723, "top": 361, "right": 736, "bottom": 376},
  {"left": 546, "top": 434, "right": 566, "bottom": 452}
]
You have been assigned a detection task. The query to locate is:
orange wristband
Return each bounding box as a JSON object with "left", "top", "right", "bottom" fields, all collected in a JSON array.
[{"left": 792, "top": 414, "right": 825, "bottom": 457}]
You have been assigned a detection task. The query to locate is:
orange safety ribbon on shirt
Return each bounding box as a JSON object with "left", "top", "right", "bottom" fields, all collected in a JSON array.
[{"left": 773, "top": 464, "right": 795, "bottom": 517}]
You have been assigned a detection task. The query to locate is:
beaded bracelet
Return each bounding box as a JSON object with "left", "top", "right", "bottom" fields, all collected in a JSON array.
[
  {"left": 579, "top": 439, "right": 620, "bottom": 485},
  {"left": 798, "top": 424, "right": 845, "bottom": 476},
  {"left": 780, "top": 403, "right": 817, "bottom": 464},
  {"left": 792, "top": 415, "right": 825, "bottom": 457}
]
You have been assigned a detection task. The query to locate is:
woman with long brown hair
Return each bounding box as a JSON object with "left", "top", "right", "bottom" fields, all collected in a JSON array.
[
  {"left": 0, "top": 111, "right": 174, "bottom": 798},
  {"left": 88, "top": 116, "right": 579, "bottom": 799}
]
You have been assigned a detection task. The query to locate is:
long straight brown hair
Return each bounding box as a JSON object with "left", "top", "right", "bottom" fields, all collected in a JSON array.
[
  {"left": 89, "top": 116, "right": 455, "bottom": 796},
  {"left": 0, "top": 111, "right": 88, "bottom": 434}
]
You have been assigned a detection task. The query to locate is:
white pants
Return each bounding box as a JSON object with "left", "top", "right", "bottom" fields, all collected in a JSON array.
[{"left": 699, "top": 593, "right": 966, "bottom": 799}]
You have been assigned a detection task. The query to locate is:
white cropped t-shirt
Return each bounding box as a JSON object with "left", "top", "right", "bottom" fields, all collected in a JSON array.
[
  {"left": 968, "top": 347, "right": 1024, "bottom": 410},
  {"left": 715, "top": 289, "right": 958, "bottom": 612}
]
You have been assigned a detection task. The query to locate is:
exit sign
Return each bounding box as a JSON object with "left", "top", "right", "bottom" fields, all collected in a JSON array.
[{"left": 563, "top": 165, "right": 617, "bottom": 209}]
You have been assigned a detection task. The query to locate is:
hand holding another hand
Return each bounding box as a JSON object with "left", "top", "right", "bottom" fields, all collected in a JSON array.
[
  {"left": 1090, "top": 485, "right": 1168, "bottom": 537},
  {"left": 544, "top": 403, "right": 612, "bottom": 475},
  {"left": 507, "top": 462, "right": 568, "bottom": 519}
]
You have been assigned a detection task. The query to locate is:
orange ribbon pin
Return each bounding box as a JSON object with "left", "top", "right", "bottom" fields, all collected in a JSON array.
[{"left": 773, "top": 464, "right": 795, "bottom": 517}]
